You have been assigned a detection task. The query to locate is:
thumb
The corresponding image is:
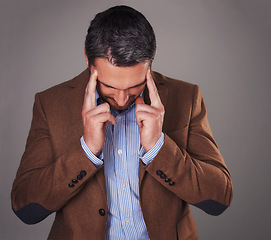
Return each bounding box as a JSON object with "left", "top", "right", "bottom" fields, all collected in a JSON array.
[{"left": 135, "top": 96, "right": 144, "bottom": 106}]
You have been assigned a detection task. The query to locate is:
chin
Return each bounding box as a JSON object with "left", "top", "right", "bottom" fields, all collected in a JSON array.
[
  {"left": 109, "top": 101, "right": 134, "bottom": 111},
  {"left": 103, "top": 95, "right": 138, "bottom": 111},
  {"left": 111, "top": 104, "right": 130, "bottom": 111}
]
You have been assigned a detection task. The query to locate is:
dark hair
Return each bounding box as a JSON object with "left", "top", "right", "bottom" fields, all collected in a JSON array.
[{"left": 85, "top": 5, "right": 156, "bottom": 67}]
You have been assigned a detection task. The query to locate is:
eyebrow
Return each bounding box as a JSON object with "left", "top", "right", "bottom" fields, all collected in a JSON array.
[{"left": 97, "top": 79, "right": 146, "bottom": 90}]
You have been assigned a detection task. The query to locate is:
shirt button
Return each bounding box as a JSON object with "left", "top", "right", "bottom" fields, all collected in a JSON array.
[
  {"left": 118, "top": 149, "right": 122, "bottom": 155},
  {"left": 121, "top": 184, "right": 126, "bottom": 189},
  {"left": 125, "top": 219, "right": 130, "bottom": 224},
  {"left": 117, "top": 115, "right": 121, "bottom": 120}
]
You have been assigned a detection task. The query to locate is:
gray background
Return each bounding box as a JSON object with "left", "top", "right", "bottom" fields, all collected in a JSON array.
[{"left": 1, "top": 0, "right": 270, "bottom": 239}]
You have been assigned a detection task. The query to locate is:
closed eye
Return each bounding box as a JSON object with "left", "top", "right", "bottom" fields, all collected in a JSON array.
[{"left": 97, "top": 79, "right": 146, "bottom": 90}]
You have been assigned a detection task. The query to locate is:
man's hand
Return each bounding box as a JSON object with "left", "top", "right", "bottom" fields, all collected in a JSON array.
[
  {"left": 135, "top": 69, "right": 165, "bottom": 152},
  {"left": 82, "top": 70, "right": 116, "bottom": 156}
]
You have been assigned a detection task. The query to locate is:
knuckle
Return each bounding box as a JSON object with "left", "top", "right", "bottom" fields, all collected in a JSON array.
[
  {"left": 102, "top": 102, "right": 110, "bottom": 111},
  {"left": 159, "top": 105, "right": 165, "bottom": 115},
  {"left": 84, "top": 112, "right": 95, "bottom": 123},
  {"left": 135, "top": 111, "right": 142, "bottom": 117},
  {"left": 161, "top": 108, "right": 165, "bottom": 116},
  {"left": 135, "top": 105, "right": 142, "bottom": 111},
  {"left": 89, "top": 116, "right": 96, "bottom": 125},
  {"left": 106, "top": 112, "right": 111, "bottom": 118},
  {"left": 82, "top": 108, "right": 89, "bottom": 117},
  {"left": 151, "top": 114, "right": 157, "bottom": 121}
]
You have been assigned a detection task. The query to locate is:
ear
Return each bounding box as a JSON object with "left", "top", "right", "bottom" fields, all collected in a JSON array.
[{"left": 84, "top": 49, "right": 89, "bottom": 67}]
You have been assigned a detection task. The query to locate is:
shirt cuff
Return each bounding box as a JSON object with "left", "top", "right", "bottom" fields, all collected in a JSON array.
[
  {"left": 139, "top": 133, "right": 165, "bottom": 165},
  {"left": 80, "top": 136, "right": 103, "bottom": 167}
]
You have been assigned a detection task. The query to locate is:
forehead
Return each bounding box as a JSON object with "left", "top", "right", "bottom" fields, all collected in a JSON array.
[{"left": 91, "top": 58, "right": 149, "bottom": 89}]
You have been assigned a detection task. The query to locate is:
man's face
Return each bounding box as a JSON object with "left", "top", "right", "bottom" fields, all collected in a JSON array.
[{"left": 90, "top": 58, "right": 149, "bottom": 111}]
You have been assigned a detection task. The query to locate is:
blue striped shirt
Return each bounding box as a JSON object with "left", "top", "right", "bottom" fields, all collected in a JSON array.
[{"left": 81, "top": 91, "right": 164, "bottom": 239}]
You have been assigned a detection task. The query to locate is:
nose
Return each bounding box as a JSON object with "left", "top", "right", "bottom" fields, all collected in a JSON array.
[{"left": 114, "top": 90, "right": 129, "bottom": 106}]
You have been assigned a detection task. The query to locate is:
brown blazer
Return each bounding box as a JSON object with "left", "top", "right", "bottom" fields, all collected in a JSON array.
[{"left": 11, "top": 69, "right": 233, "bottom": 240}]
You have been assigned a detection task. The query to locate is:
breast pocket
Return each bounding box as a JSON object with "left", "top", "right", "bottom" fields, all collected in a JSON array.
[{"left": 166, "top": 125, "right": 189, "bottom": 150}]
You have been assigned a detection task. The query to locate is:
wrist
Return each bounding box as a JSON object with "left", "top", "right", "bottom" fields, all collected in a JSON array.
[
  {"left": 84, "top": 137, "right": 102, "bottom": 156},
  {"left": 143, "top": 135, "right": 161, "bottom": 152}
]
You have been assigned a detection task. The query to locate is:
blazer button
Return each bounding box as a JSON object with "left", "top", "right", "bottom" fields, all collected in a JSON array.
[
  {"left": 156, "top": 170, "right": 162, "bottom": 176},
  {"left": 169, "top": 182, "right": 175, "bottom": 186},
  {"left": 72, "top": 179, "right": 78, "bottom": 184},
  {"left": 80, "top": 170, "right": 87, "bottom": 177},
  {"left": 99, "top": 209, "right": 105, "bottom": 216},
  {"left": 68, "top": 183, "right": 75, "bottom": 188},
  {"left": 160, "top": 173, "right": 166, "bottom": 179},
  {"left": 77, "top": 174, "right": 83, "bottom": 180},
  {"left": 165, "top": 178, "right": 170, "bottom": 183}
]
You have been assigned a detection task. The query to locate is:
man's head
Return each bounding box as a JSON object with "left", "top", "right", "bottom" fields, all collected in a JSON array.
[
  {"left": 84, "top": 6, "right": 156, "bottom": 111},
  {"left": 85, "top": 5, "right": 156, "bottom": 67}
]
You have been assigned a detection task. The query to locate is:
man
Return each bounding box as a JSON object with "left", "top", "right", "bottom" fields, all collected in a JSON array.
[{"left": 11, "top": 5, "right": 233, "bottom": 240}]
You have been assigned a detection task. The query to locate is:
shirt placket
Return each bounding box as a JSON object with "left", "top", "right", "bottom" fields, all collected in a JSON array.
[{"left": 114, "top": 112, "right": 137, "bottom": 238}]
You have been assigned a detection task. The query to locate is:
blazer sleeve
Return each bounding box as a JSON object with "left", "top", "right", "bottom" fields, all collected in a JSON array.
[
  {"left": 11, "top": 93, "right": 102, "bottom": 224},
  {"left": 144, "top": 85, "right": 233, "bottom": 216}
]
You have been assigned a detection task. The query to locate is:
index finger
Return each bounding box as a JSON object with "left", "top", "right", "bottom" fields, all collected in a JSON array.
[
  {"left": 83, "top": 70, "right": 98, "bottom": 111},
  {"left": 146, "top": 69, "right": 162, "bottom": 108}
]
